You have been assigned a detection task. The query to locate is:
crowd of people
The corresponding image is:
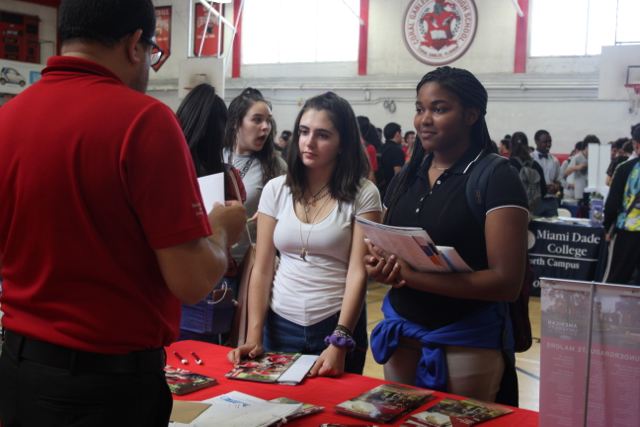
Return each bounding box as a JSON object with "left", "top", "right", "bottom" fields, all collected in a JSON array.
[{"left": 0, "top": 1, "right": 638, "bottom": 426}]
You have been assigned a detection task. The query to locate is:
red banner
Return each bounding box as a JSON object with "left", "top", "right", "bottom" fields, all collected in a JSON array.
[
  {"left": 153, "top": 6, "right": 171, "bottom": 72},
  {"left": 194, "top": 3, "right": 224, "bottom": 57}
]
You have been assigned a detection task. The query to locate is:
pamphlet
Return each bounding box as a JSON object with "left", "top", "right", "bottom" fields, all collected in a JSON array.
[
  {"left": 402, "top": 397, "right": 513, "bottom": 426},
  {"left": 169, "top": 391, "right": 302, "bottom": 427},
  {"left": 165, "top": 366, "right": 217, "bottom": 396},
  {"left": 269, "top": 397, "right": 324, "bottom": 421},
  {"left": 334, "top": 383, "right": 434, "bottom": 423},
  {"left": 225, "top": 352, "right": 318, "bottom": 385},
  {"left": 355, "top": 217, "right": 471, "bottom": 273}
]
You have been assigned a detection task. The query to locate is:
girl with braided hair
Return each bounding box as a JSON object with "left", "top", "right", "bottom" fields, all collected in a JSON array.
[{"left": 365, "top": 66, "right": 529, "bottom": 405}]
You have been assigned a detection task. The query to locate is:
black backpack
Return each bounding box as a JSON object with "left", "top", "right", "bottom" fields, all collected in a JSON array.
[
  {"left": 512, "top": 157, "right": 542, "bottom": 213},
  {"left": 465, "top": 153, "right": 533, "bottom": 353}
]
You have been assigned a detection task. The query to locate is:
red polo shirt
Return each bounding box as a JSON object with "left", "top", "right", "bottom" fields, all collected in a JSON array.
[{"left": 0, "top": 57, "right": 211, "bottom": 353}]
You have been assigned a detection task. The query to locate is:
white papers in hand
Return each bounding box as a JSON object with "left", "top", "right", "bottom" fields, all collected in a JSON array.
[
  {"left": 355, "top": 217, "right": 447, "bottom": 273},
  {"left": 355, "top": 216, "right": 473, "bottom": 273},
  {"left": 197, "top": 172, "right": 225, "bottom": 213}
]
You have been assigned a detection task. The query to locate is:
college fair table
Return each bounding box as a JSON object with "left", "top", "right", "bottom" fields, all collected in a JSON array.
[{"left": 166, "top": 340, "right": 538, "bottom": 426}]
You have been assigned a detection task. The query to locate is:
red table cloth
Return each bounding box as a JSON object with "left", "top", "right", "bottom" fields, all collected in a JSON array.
[{"left": 167, "top": 340, "right": 539, "bottom": 426}]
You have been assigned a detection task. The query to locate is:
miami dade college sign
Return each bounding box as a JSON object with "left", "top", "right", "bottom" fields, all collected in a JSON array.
[{"left": 402, "top": 0, "right": 478, "bottom": 66}]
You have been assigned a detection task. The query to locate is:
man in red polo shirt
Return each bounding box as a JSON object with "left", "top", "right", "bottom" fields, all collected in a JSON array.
[{"left": 0, "top": 1, "right": 245, "bottom": 426}]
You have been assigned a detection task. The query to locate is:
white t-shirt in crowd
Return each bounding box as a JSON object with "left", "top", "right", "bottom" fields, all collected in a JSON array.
[{"left": 258, "top": 176, "right": 381, "bottom": 326}]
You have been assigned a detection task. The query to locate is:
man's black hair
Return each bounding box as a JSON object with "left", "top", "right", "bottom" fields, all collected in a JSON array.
[
  {"left": 59, "top": 0, "right": 156, "bottom": 48},
  {"left": 612, "top": 137, "right": 629, "bottom": 150},
  {"left": 383, "top": 122, "right": 402, "bottom": 141},
  {"left": 632, "top": 123, "right": 640, "bottom": 143},
  {"left": 534, "top": 130, "right": 550, "bottom": 141}
]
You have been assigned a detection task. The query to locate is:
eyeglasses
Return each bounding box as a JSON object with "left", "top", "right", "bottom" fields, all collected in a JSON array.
[{"left": 141, "top": 37, "right": 164, "bottom": 66}]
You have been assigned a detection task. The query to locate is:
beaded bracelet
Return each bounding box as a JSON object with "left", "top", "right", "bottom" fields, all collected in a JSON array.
[
  {"left": 324, "top": 334, "right": 356, "bottom": 353},
  {"left": 334, "top": 324, "right": 353, "bottom": 339}
]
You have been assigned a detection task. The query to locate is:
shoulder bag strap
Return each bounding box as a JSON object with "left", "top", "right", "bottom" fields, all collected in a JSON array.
[{"left": 227, "top": 168, "right": 254, "bottom": 251}]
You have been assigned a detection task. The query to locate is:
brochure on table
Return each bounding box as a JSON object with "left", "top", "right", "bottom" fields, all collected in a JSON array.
[
  {"left": 540, "top": 278, "right": 640, "bottom": 427},
  {"left": 225, "top": 352, "right": 318, "bottom": 385}
]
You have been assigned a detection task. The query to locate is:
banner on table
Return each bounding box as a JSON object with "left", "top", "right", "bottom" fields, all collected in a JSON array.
[
  {"left": 153, "top": 6, "right": 171, "bottom": 72},
  {"left": 540, "top": 279, "right": 640, "bottom": 427},
  {"left": 528, "top": 221, "right": 605, "bottom": 296}
]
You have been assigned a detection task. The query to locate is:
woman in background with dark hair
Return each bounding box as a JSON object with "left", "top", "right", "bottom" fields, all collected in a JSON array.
[
  {"left": 509, "top": 136, "right": 547, "bottom": 213},
  {"left": 228, "top": 92, "right": 381, "bottom": 377},
  {"left": 225, "top": 88, "right": 287, "bottom": 265},
  {"left": 365, "top": 66, "right": 528, "bottom": 405},
  {"left": 175, "top": 83, "right": 247, "bottom": 343},
  {"left": 510, "top": 131, "right": 528, "bottom": 151},
  {"left": 278, "top": 130, "right": 293, "bottom": 159},
  {"left": 357, "top": 116, "right": 381, "bottom": 184}
]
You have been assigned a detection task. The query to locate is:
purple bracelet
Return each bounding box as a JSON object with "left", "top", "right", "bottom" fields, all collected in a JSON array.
[{"left": 324, "top": 334, "right": 356, "bottom": 353}]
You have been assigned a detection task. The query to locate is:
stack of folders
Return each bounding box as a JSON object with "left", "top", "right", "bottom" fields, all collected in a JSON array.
[{"left": 355, "top": 217, "right": 472, "bottom": 273}]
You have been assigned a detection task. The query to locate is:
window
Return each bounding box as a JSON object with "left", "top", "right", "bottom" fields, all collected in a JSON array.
[
  {"left": 241, "top": 0, "right": 360, "bottom": 64},
  {"left": 530, "top": 0, "right": 640, "bottom": 56}
]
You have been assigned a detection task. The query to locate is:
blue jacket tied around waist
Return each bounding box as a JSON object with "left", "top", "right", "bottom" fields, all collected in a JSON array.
[{"left": 370, "top": 293, "right": 513, "bottom": 391}]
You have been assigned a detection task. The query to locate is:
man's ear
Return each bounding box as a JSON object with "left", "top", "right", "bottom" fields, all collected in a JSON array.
[
  {"left": 464, "top": 107, "right": 480, "bottom": 126},
  {"left": 124, "top": 29, "right": 145, "bottom": 64}
]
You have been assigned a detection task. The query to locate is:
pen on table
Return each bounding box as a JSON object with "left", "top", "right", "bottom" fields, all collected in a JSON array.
[
  {"left": 173, "top": 351, "right": 188, "bottom": 365},
  {"left": 191, "top": 351, "right": 203, "bottom": 365}
]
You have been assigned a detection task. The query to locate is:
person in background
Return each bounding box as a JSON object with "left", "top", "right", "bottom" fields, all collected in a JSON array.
[
  {"left": 228, "top": 92, "right": 382, "bottom": 376},
  {"left": 630, "top": 125, "right": 640, "bottom": 160},
  {"left": 532, "top": 130, "right": 561, "bottom": 217},
  {"left": 175, "top": 83, "right": 247, "bottom": 343},
  {"left": 509, "top": 138, "right": 547, "bottom": 214},
  {"left": 225, "top": 88, "right": 287, "bottom": 265},
  {"left": 278, "top": 130, "right": 293, "bottom": 160},
  {"left": 498, "top": 138, "right": 510, "bottom": 158},
  {"left": 404, "top": 130, "right": 416, "bottom": 162},
  {"left": 366, "top": 66, "right": 528, "bottom": 406},
  {"left": 378, "top": 122, "right": 406, "bottom": 198},
  {"left": 358, "top": 116, "right": 380, "bottom": 184},
  {"left": 510, "top": 131, "right": 528, "bottom": 150},
  {"left": 565, "top": 136, "right": 594, "bottom": 202},
  {"left": 603, "top": 125, "right": 640, "bottom": 285},
  {"left": 559, "top": 141, "right": 583, "bottom": 198},
  {"left": 605, "top": 137, "right": 630, "bottom": 186},
  {"left": 0, "top": 1, "right": 245, "bottom": 425}
]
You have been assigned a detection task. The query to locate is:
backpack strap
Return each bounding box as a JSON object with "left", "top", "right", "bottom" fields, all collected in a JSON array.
[
  {"left": 465, "top": 153, "right": 510, "bottom": 229},
  {"left": 465, "top": 153, "right": 533, "bottom": 354}
]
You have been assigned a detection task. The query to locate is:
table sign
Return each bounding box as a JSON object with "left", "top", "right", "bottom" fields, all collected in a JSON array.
[
  {"left": 528, "top": 221, "right": 606, "bottom": 296},
  {"left": 540, "top": 279, "right": 640, "bottom": 426}
]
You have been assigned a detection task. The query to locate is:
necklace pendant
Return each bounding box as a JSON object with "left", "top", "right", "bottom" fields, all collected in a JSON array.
[
  {"left": 311, "top": 201, "right": 316, "bottom": 207},
  {"left": 300, "top": 248, "right": 307, "bottom": 261},
  {"left": 304, "top": 205, "right": 310, "bottom": 213}
]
